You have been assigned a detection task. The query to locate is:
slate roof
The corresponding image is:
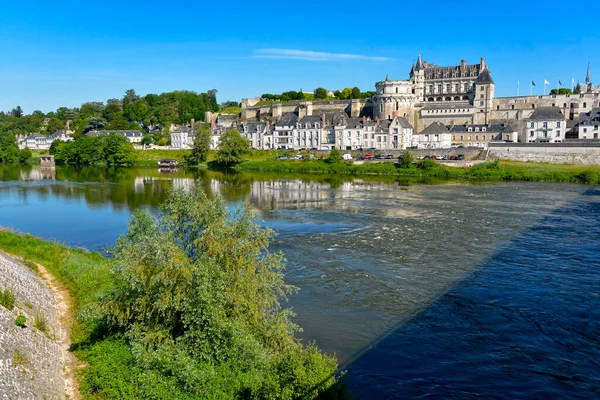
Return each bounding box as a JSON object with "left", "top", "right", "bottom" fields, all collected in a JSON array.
[
  {"left": 245, "top": 122, "right": 266, "bottom": 133},
  {"left": 419, "top": 122, "right": 450, "bottom": 135},
  {"left": 393, "top": 116, "right": 414, "bottom": 129},
  {"left": 275, "top": 113, "right": 298, "bottom": 127},
  {"left": 529, "top": 107, "right": 565, "bottom": 121},
  {"left": 25, "top": 133, "right": 46, "bottom": 140},
  {"left": 345, "top": 118, "right": 363, "bottom": 129},
  {"left": 298, "top": 115, "right": 322, "bottom": 128},
  {"left": 579, "top": 108, "right": 600, "bottom": 125},
  {"left": 474, "top": 67, "right": 494, "bottom": 85},
  {"left": 90, "top": 130, "right": 144, "bottom": 137},
  {"left": 48, "top": 130, "right": 65, "bottom": 139},
  {"left": 415, "top": 54, "right": 423, "bottom": 71}
]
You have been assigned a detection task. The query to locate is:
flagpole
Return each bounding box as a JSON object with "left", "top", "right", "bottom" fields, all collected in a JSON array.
[
  {"left": 543, "top": 80, "right": 546, "bottom": 96},
  {"left": 517, "top": 81, "right": 520, "bottom": 96},
  {"left": 530, "top": 81, "right": 532, "bottom": 96}
]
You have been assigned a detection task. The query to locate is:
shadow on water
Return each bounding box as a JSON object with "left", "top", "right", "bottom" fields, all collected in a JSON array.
[{"left": 319, "top": 186, "right": 600, "bottom": 399}]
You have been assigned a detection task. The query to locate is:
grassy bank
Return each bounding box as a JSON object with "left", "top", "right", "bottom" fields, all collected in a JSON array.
[
  {"left": 235, "top": 159, "right": 600, "bottom": 184},
  {"left": 0, "top": 230, "right": 131, "bottom": 397}
]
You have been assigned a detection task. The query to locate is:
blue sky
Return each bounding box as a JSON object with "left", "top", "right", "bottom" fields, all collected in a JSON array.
[{"left": 0, "top": 0, "right": 598, "bottom": 113}]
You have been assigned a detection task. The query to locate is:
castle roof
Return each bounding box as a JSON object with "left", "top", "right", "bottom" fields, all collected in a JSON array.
[
  {"left": 415, "top": 54, "right": 423, "bottom": 71},
  {"left": 529, "top": 107, "right": 565, "bottom": 121},
  {"left": 475, "top": 67, "right": 494, "bottom": 85}
]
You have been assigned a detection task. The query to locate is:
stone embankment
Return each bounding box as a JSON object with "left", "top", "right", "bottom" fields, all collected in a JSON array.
[
  {"left": 489, "top": 143, "right": 600, "bottom": 164},
  {"left": 0, "top": 252, "right": 67, "bottom": 399}
]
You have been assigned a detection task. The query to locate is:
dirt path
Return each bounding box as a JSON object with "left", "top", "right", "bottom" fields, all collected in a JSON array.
[{"left": 34, "top": 262, "right": 81, "bottom": 400}]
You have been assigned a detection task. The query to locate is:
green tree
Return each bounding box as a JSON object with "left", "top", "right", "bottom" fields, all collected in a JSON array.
[
  {"left": 326, "top": 148, "right": 342, "bottom": 164},
  {"left": 550, "top": 88, "right": 573, "bottom": 95},
  {"left": 100, "top": 133, "right": 134, "bottom": 165},
  {"left": 45, "top": 117, "right": 65, "bottom": 134},
  {"left": 0, "top": 132, "right": 19, "bottom": 163},
  {"left": 103, "top": 186, "right": 338, "bottom": 399},
  {"left": 18, "top": 147, "right": 32, "bottom": 164},
  {"left": 334, "top": 90, "right": 343, "bottom": 99},
  {"left": 217, "top": 129, "right": 250, "bottom": 166},
  {"left": 314, "top": 87, "right": 328, "bottom": 99},
  {"left": 106, "top": 119, "right": 130, "bottom": 130},
  {"left": 187, "top": 123, "right": 211, "bottom": 165},
  {"left": 341, "top": 88, "right": 352, "bottom": 99},
  {"left": 397, "top": 149, "right": 413, "bottom": 168},
  {"left": 351, "top": 87, "right": 361, "bottom": 99},
  {"left": 11, "top": 106, "right": 23, "bottom": 118}
]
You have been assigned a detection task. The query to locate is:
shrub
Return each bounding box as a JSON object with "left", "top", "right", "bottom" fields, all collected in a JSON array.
[
  {"left": 0, "top": 288, "right": 16, "bottom": 310},
  {"left": 325, "top": 148, "right": 342, "bottom": 164},
  {"left": 575, "top": 169, "right": 599, "bottom": 184},
  {"left": 34, "top": 312, "right": 48, "bottom": 334},
  {"left": 416, "top": 158, "right": 437, "bottom": 170},
  {"left": 15, "top": 314, "right": 26, "bottom": 328}
]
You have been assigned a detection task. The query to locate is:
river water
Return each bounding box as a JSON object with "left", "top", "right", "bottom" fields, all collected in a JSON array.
[{"left": 1, "top": 165, "right": 599, "bottom": 398}]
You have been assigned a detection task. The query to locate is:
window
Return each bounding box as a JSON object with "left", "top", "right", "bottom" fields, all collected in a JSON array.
[
  {"left": 511, "top": 105, "right": 515, "bottom": 110},
  {"left": 475, "top": 135, "right": 479, "bottom": 140},
  {"left": 455, "top": 83, "right": 460, "bottom": 92},
  {"left": 584, "top": 128, "right": 588, "bottom": 133},
  {"left": 460, "top": 135, "right": 464, "bottom": 140},
  {"left": 583, "top": 102, "right": 587, "bottom": 108},
  {"left": 480, "top": 94, "right": 484, "bottom": 99},
  {"left": 395, "top": 87, "right": 398, "bottom": 93},
  {"left": 530, "top": 131, "right": 534, "bottom": 137},
  {"left": 425, "top": 134, "right": 429, "bottom": 141},
  {"left": 475, "top": 127, "right": 479, "bottom": 132},
  {"left": 480, "top": 86, "right": 484, "bottom": 91},
  {"left": 480, "top": 101, "right": 484, "bottom": 106},
  {"left": 447, "top": 84, "right": 451, "bottom": 93},
  {"left": 556, "top": 131, "right": 560, "bottom": 137},
  {"left": 530, "top": 122, "right": 535, "bottom": 128},
  {"left": 468, "top": 127, "right": 472, "bottom": 132},
  {"left": 482, "top": 135, "right": 486, "bottom": 140},
  {"left": 453, "top": 135, "right": 456, "bottom": 140},
  {"left": 556, "top": 121, "right": 560, "bottom": 128},
  {"left": 429, "top": 85, "right": 433, "bottom": 94},
  {"left": 438, "top": 84, "right": 442, "bottom": 93},
  {"left": 543, "top": 122, "right": 548, "bottom": 128},
  {"left": 563, "top": 103, "right": 567, "bottom": 108},
  {"left": 434, "top": 134, "right": 439, "bottom": 141},
  {"left": 482, "top": 127, "right": 486, "bottom": 132},
  {"left": 464, "top": 83, "right": 470, "bottom": 92},
  {"left": 532, "top": 104, "right": 535, "bottom": 109},
  {"left": 595, "top": 133, "right": 599, "bottom": 139}
]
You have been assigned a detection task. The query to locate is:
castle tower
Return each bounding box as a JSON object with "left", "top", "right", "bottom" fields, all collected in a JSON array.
[
  {"left": 410, "top": 54, "right": 425, "bottom": 100},
  {"left": 586, "top": 62, "right": 591, "bottom": 86},
  {"left": 473, "top": 58, "right": 494, "bottom": 124}
]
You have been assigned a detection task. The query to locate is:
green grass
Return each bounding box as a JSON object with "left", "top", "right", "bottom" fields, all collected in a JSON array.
[
  {"left": 0, "top": 230, "right": 135, "bottom": 396},
  {"left": 0, "top": 288, "right": 16, "bottom": 310},
  {"left": 219, "top": 106, "right": 242, "bottom": 114},
  {"left": 133, "top": 149, "right": 192, "bottom": 166}
]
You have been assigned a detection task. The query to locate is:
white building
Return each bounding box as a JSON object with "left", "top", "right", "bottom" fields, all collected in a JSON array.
[
  {"left": 449, "top": 124, "right": 518, "bottom": 148},
  {"left": 274, "top": 113, "right": 297, "bottom": 149},
  {"left": 88, "top": 130, "right": 144, "bottom": 143},
  {"left": 19, "top": 130, "right": 74, "bottom": 150},
  {"left": 413, "top": 122, "right": 452, "bottom": 149},
  {"left": 170, "top": 126, "right": 194, "bottom": 149},
  {"left": 525, "top": 107, "right": 566, "bottom": 143},
  {"left": 296, "top": 115, "right": 322, "bottom": 149}
]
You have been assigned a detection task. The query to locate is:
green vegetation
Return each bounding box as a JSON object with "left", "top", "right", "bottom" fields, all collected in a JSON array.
[
  {"left": 185, "top": 123, "right": 211, "bottom": 165},
  {"left": 34, "top": 311, "right": 48, "bottom": 334},
  {"left": 549, "top": 88, "right": 573, "bottom": 95},
  {"left": 12, "top": 349, "right": 29, "bottom": 368},
  {"left": 50, "top": 133, "right": 135, "bottom": 165},
  {"left": 15, "top": 314, "right": 26, "bottom": 328},
  {"left": 260, "top": 87, "right": 375, "bottom": 105},
  {"left": 397, "top": 149, "right": 413, "bottom": 169},
  {"left": 326, "top": 148, "right": 342, "bottom": 164},
  {"left": 215, "top": 128, "right": 251, "bottom": 167},
  {"left": 0, "top": 288, "right": 16, "bottom": 310},
  {"left": 0, "top": 186, "right": 340, "bottom": 399},
  {"left": 1, "top": 132, "right": 31, "bottom": 164},
  {"left": 236, "top": 158, "right": 600, "bottom": 184}
]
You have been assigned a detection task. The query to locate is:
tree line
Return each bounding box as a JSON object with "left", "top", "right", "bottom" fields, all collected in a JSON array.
[
  {"left": 0, "top": 89, "right": 222, "bottom": 140},
  {"left": 262, "top": 87, "right": 376, "bottom": 102}
]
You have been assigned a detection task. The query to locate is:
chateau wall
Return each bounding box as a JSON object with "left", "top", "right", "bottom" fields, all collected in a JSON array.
[{"left": 489, "top": 143, "right": 600, "bottom": 164}]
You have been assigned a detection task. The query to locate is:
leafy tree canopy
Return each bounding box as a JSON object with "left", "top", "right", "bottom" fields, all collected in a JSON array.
[{"left": 216, "top": 129, "right": 250, "bottom": 166}]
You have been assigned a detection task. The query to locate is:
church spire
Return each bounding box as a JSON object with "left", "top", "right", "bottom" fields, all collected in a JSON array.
[{"left": 586, "top": 62, "right": 591, "bottom": 85}]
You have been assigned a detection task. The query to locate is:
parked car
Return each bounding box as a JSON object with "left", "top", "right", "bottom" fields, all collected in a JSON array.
[
  {"left": 423, "top": 155, "right": 430, "bottom": 159},
  {"left": 342, "top": 153, "right": 353, "bottom": 161},
  {"left": 435, "top": 155, "right": 444, "bottom": 160},
  {"left": 449, "top": 155, "right": 457, "bottom": 160},
  {"left": 364, "top": 153, "right": 374, "bottom": 159},
  {"left": 384, "top": 154, "right": 394, "bottom": 159},
  {"left": 457, "top": 154, "right": 464, "bottom": 160}
]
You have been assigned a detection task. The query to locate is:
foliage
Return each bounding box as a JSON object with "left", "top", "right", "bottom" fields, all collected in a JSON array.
[
  {"left": 18, "top": 147, "right": 32, "bottom": 164},
  {"left": 155, "top": 138, "right": 169, "bottom": 146},
  {"left": 549, "top": 88, "right": 573, "bottom": 95},
  {"left": 397, "top": 149, "right": 413, "bottom": 168},
  {"left": 15, "top": 314, "right": 26, "bottom": 328},
  {"left": 325, "top": 148, "right": 342, "bottom": 164},
  {"left": 50, "top": 134, "right": 134, "bottom": 165},
  {"left": 216, "top": 129, "right": 251, "bottom": 166},
  {"left": 0, "top": 132, "right": 19, "bottom": 163},
  {"left": 314, "top": 87, "right": 328, "bottom": 99},
  {"left": 34, "top": 311, "right": 48, "bottom": 334},
  {"left": 416, "top": 158, "right": 438, "bottom": 170},
  {"left": 186, "top": 123, "right": 211, "bottom": 165},
  {"left": 261, "top": 90, "right": 305, "bottom": 102},
  {"left": 11, "top": 106, "right": 23, "bottom": 118},
  {"left": 0, "top": 288, "right": 16, "bottom": 310},
  {"left": 101, "top": 187, "right": 337, "bottom": 398},
  {"left": 141, "top": 136, "right": 153, "bottom": 146}
]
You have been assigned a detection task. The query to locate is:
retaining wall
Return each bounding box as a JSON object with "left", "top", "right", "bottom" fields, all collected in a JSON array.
[{"left": 489, "top": 143, "right": 600, "bottom": 164}]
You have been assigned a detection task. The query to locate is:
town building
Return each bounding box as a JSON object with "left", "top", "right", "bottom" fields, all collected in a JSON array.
[
  {"left": 524, "top": 107, "right": 566, "bottom": 143},
  {"left": 170, "top": 126, "right": 194, "bottom": 149},
  {"left": 412, "top": 122, "right": 451, "bottom": 149},
  {"left": 449, "top": 124, "right": 518, "bottom": 148},
  {"left": 87, "top": 130, "right": 144, "bottom": 143},
  {"left": 578, "top": 108, "right": 600, "bottom": 140}
]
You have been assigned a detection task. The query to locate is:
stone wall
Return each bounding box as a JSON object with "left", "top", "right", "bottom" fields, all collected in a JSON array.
[
  {"left": 489, "top": 143, "right": 600, "bottom": 164},
  {"left": 0, "top": 252, "right": 65, "bottom": 399}
]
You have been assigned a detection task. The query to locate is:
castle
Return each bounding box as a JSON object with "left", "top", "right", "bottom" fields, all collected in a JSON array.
[{"left": 200, "top": 56, "right": 600, "bottom": 150}]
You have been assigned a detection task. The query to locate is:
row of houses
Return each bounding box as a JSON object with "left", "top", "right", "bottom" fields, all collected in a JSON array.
[{"left": 18, "top": 129, "right": 145, "bottom": 150}]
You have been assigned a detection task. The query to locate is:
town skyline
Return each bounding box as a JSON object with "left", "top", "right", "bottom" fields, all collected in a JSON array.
[{"left": 1, "top": 0, "right": 598, "bottom": 113}]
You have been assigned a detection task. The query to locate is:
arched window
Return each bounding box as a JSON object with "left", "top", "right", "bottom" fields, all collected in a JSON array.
[
  {"left": 583, "top": 102, "right": 587, "bottom": 108},
  {"left": 396, "top": 87, "right": 398, "bottom": 93},
  {"left": 462, "top": 95, "right": 469, "bottom": 100},
  {"left": 475, "top": 135, "right": 479, "bottom": 140},
  {"left": 497, "top": 105, "right": 500, "bottom": 110},
  {"left": 454, "top": 96, "right": 460, "bottom": 101},
  {"left": 437, "top": 97, "right": 442, "bottom": 102},
  {"left": 460, "top": 135, "right": 464, "bottom": 140},
  {"left": 532, "top": 104, "right": 535, "bottom": 109},
  {"left": 445, "top": 96, "right": 451, "bottom": 101},
  {"left": 428, "top": 97, "right": 434, "bottom": 102},
  {"left": 563, "top": 103, "right": 567, "bottom": 108},
  {"left": 511, "top": 105, "right": 515, "bottom": 110}
]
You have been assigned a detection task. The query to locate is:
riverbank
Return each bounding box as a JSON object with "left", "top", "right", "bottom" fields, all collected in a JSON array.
[
  {"left": 235, "top": 159, "right": 600, "bottom": 184},
  {"left": 0, "top": 230, "right": 129, "bottom": 398}
]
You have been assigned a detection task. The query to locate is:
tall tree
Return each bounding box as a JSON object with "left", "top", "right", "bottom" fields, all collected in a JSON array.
[
  {"left": 188, "top": 123, "right": 211, "bottom": 165},
  {"left": 217, "top": 129, "right": 250, "bottom": 166},
  {"left": 314, "top": 87, "right": 328, "bottom": 99},
  {"left": 11, "top": 106, "right": 23, "bottom": 118}
]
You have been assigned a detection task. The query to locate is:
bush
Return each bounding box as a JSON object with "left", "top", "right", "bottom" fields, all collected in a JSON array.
[
  {"left": 325, "top": 148, "right": 342, "bottom": 164},
  {"left": 15, "top": 314, "right": 26, "bottom": 328},
  {"left": 416, "top": 158, "right": 437, "bottom": 170},
  {"left": 18, "top": 147, "right": 32, "bottom": 164},
  {"left": 575, "top": 170, "right": 599, "bottom": 184},
  {"left": 0, "top": 288, "right": 16, "bottom": 310},
  {"left": 34, "top": 312, "right": 48, "bottom": 334}
]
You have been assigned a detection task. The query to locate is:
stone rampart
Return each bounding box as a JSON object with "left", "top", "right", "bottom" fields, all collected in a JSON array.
[
  {"left": 0, "top": 252, "right": 65, "bottom": 399},
  {"left": 489, "top": 143, "right": 600, "bottom": 164}
]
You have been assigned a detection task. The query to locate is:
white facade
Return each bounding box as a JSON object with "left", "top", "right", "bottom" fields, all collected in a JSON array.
[
  {"left": 171, "top": 128, "right": 193, "bottom": 149},
  {"left": 525, "top": 107, "right": 566, "bottom": 143}
]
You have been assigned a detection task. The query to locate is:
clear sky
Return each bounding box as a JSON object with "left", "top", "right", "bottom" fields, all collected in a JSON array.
[{"left": 1, "top": 0, "right": 598, "bottom": 113}]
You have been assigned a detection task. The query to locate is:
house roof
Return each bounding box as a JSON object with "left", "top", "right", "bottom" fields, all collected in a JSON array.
[
  {"left": 298, "top": 115, "right": 322, "bottom": 127},
  {"left": 529, "top": 107, "right": 565, "bottom": 121},
  {"left": 245, "top": 122, "right": 266, "bottom": 133},
  {"left": 393, "top": 116, "right": 413, "bottom": 129},
  {"left": 419, "top": 122, "right": 450, "bottom": 135},
  {"left": 345, "top": 118, "right": 363, "bottom": 129},
  {"left": 25, "top": 133, "right": 46, "bottom": 140},
  {"left": 579, "top": 108, "right": 600, "bottom": 125},
  {"left": 450, "top": 123, "right": 514, "bottom": 133},
  {"left": 474, "top": 67, "right": 494, "bottom": 85},
  {"left": 275, "top": 113, "right": 298, "bottom": 127}
]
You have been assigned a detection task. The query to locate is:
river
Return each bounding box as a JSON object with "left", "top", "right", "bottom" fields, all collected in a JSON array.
[{"left": 1, "top": 165, "right": 599, "bottom": 398}]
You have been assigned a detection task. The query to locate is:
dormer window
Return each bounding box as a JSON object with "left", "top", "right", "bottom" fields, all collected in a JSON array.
[
  {"left": 482, "top": 127, "right": 486, "bottom": 132},
  {"left": 475, "top": 127, "right": 479, "bottom": 132},
  {"left": 468, "top": 127, "right": 472, "bottom": 132}
]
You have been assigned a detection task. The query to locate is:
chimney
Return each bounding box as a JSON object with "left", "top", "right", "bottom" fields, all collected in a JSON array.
[
  {"left": 375, "top": 116, "right": 379, "bottom": 124},
  {"left": 461, "top": 59, "right": 466, "bottom": 71},
  {"left": 480, "top": 57, "right": 486, "bottom": 70},
  {"left": 362, "top": 116, "right": 366, "bottom": 123},
  {"left": 392, "top": 111, "right": 397, "bottom": 118}
]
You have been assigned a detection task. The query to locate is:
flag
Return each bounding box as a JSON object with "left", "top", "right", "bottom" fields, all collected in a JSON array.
[
  {"left": 559, "top": 79, "right": 563, "bottom": 86},
  {"left": 531, "top": 81, "right": 536, "bottom": 86},
  {"left": 572, "top": 77, "right": 575, "bottom": 87},
  {"left": 544, "top": 79, "right": 550, "bottom": 85}
]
